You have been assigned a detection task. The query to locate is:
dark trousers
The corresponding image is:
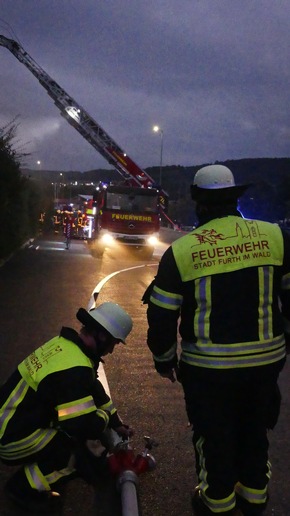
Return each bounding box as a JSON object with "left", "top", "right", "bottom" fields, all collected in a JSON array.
[
  {"left": 180, "top": 363, "right": 281, "bottom": 513},
  {"left": 2, "top": 431, "right": 75, "bottom": 492}
]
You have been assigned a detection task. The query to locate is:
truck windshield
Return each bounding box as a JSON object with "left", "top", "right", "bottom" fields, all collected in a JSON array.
[{"left": 106, "top": 192, "right": 158, "bottom": 213}]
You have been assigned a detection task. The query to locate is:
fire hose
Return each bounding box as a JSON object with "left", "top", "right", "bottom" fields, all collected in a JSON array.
[{"left": 108, "top": 436, "right": 158, "bottom": 516}]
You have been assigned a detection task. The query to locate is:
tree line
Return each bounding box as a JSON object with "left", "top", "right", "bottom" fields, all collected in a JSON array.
[{"left": 0, "top": 122, "right": 46, "bottom": 261}]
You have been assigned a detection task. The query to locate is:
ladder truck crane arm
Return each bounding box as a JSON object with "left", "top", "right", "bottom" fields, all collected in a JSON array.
[{"left": 0, "top": 35, "right": 168, "bottom": 209}]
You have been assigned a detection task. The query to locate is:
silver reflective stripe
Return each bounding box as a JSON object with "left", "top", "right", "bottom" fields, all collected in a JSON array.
[
  {"left": 25, "top": 464, "right": 50, "bottom": 491},
  {"left": 182, "top": 335, "right": 285, "bottom": 355},
  {"left": 99, "top": 399, "right": 116, "bottom": 415},
  {"left": 46, "top": 466, "right": 76, "bottom": 485},
  {"left": 0, "top": 428, "right": 57, "bottom": 459},
  {"left": 258, "top": 266, "right": 273, "bottom": 340},
  {"left": 202, "top": 491, "right": 236, "bottom": 512},
  {"left": 57, "top": 397, "right": 96, "bottom": 420},
  {"left": 195, "top": 277, "right": 211, "bottom": 344},
  {"left": 0, "top": 379, "right": 29, "bottom": 439},
  {"left": 181, "top": 335, "right": 286, "bottom": 369},
  {"left": 151, "top": 286, "right": 182, "bottom": 310},
  {"left": 196, "top": 437, "right": 208, "bottom": 491},
  {"left": 235, "top": 480, "right": 268, "bottom": 503}
]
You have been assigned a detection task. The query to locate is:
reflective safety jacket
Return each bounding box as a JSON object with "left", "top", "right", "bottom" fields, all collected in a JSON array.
[
  {"left": 147, "top": 215, "right": 290, "bottom": 381},
  {"left": 0, "top": 327, "right": 122, "bottom": 460}
]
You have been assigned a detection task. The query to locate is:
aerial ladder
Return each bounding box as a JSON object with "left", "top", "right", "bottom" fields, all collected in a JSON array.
[{"left": 0, "top": 35, "right": 168, "bottom": 211}]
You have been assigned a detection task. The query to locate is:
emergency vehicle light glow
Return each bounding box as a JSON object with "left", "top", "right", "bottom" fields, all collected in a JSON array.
[{"left": 147, "top": 235, "right": 158, "bottom": 246}]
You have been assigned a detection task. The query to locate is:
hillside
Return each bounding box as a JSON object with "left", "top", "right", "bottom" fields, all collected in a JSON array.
[{"left": 22, "top": 157, "right": 290, "bottom": 224}]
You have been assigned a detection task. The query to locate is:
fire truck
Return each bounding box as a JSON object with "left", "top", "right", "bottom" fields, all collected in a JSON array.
[{"left": 0, "top": 35, "right": 168, "bottom": 258}]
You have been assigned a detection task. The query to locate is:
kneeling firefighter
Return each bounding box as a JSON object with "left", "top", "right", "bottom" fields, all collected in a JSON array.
[
  {"left": 0, "top": 302, "right": 134, "bottom": 514},
  {"left": 143, "top": 164, "right": 290, "bottom": 515}
]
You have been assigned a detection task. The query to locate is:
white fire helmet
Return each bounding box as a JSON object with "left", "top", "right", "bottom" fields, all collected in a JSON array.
[
  {"left": 77, "top": 302, "right": 133, "bottom": 343},
  {"left": 191, "top": 164, "right": 250, "bottom": 201},
  {"left": 193, "top": 165, "right": 235, "bottom": 189}
]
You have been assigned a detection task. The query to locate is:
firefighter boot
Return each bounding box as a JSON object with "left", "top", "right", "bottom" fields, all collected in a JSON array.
[
  {"left": 4, "top": 468, "right": 62, "bottom": 514},
  {"left": 191, "top": 487, "right": 243, "bottom": 516}
]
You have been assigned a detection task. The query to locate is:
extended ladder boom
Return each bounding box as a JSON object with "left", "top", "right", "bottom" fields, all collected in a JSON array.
[{"left": 0, "top": 35, "right": 167, "bottom": 206}]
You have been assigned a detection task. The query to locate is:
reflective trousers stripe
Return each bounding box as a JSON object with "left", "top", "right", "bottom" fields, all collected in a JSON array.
[
  {"left": 46, "top": 465, "right": 76, "bottom": 486},
  {"left": 25, "top": 463, "right": 51, "bottom": 491},
  {"left": 196, "top": 438, "right": 270, "bottom": 512},
  {"left": 196, "top": 437, "right": 236, "bottom": 513},
  {"left": 235, "top": 479, "right": 269, "bottom": 504}
]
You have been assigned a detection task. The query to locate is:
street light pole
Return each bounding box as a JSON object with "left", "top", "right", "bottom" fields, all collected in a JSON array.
[{"left": 153, "top": 125, "right": 164, "bottom": 186}]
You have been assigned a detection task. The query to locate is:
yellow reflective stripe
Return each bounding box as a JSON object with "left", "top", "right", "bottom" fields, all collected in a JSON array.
[
  {"left": 195, "top": 277, "right": 211, "bottom": 344},
  {"left": 258, "top": 266, "right": 273, "bottom": 340},
  {"left": 196, "top": 436, "right": 208, "bottom": 491},
  {"left": 0, "top": 378, "right": 29, "bottom": 439},
  {"left": 197, "top": 437, "right": 236, "bottom": 512},
  {"left": 150, "top": 286, "right": 182, "bottom": 310},
  {"left": 96, "top": 409, "right": 110, "bottom": 426},
  {"left": 181, "top": 344, "right": 286, "bottom": 369},
  {"left": 99, "top": 399, "right": 117, "bottom": 416},
  {"left": 182, "top": 334, "right": 285, "bottom": 356},
  {"left": 57, "top": 396, "right": 96, "bottom": 421},
  {"left": 0, "top": 428, "right": 57, "bottom": 459},
  {"left": 153, "top": 342, "right": 177, "bottom": 363},
  {"left": 46, "top": 466, "right": 76, "bottom": 485},
  {"left": 25, "top": 463, "right": 50, "bottom": 491},
  {"left": 202, "top": 490, "right": 236, "bottom": 512},
  {"left": 235, "top": 480, "right": 269, "bottom": 503}
]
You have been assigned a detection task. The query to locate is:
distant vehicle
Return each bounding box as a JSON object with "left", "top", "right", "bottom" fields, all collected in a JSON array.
[{"left": 84, "top": 184, "right": 160, "bottom": 259}]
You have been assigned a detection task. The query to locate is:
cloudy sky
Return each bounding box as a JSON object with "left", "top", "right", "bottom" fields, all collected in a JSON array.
[{"left": 0, "top": 1, "right": 289, "bottom": 172}]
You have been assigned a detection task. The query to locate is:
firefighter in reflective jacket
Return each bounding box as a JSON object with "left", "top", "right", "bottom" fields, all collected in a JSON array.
[
  {"left": 144, "top": 165, "right": 290, "bottom": 516},
  {"left": 0, "top": 302, "right": 134, "bottom": 514}
]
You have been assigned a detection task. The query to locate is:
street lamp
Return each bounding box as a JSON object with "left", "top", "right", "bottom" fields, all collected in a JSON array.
[{"left": 153, "top": 125, "right": 164, "bottom": 186}]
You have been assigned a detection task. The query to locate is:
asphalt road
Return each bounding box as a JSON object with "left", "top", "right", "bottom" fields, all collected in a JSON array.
[{"left": 0, "top": 231, "right": 289, "bottom": 515}]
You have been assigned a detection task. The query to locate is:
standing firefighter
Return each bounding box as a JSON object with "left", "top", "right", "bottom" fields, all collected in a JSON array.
[
  {"left": 144, "top": 165, "right": 290, "bottom": 516},
  {"left": 0, "top": 302, "right": 134, "bottom": 514}
]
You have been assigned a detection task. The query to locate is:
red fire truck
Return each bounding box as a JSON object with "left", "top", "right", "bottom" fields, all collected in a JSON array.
[
  {"left": 84, "top": 184, "right": 161, "bottom": 257},
  {"left": 0, "top": 35, "right": 168, "bottom": 258}
]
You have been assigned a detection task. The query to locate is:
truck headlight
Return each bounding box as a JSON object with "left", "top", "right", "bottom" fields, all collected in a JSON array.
[
  {"left": 147, "top": 235, "right": 158, "bottom": 246},
  {"left": 101, "top": 233, "right": 115, "bottom": 245}
]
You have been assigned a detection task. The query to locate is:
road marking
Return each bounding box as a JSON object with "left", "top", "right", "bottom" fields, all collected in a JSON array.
[
  {"left": 87, "top": 263, "right": 158, "bottom": 310},
  {"left": 87, "top": 263, "right": 158, "bottom": 395}
]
